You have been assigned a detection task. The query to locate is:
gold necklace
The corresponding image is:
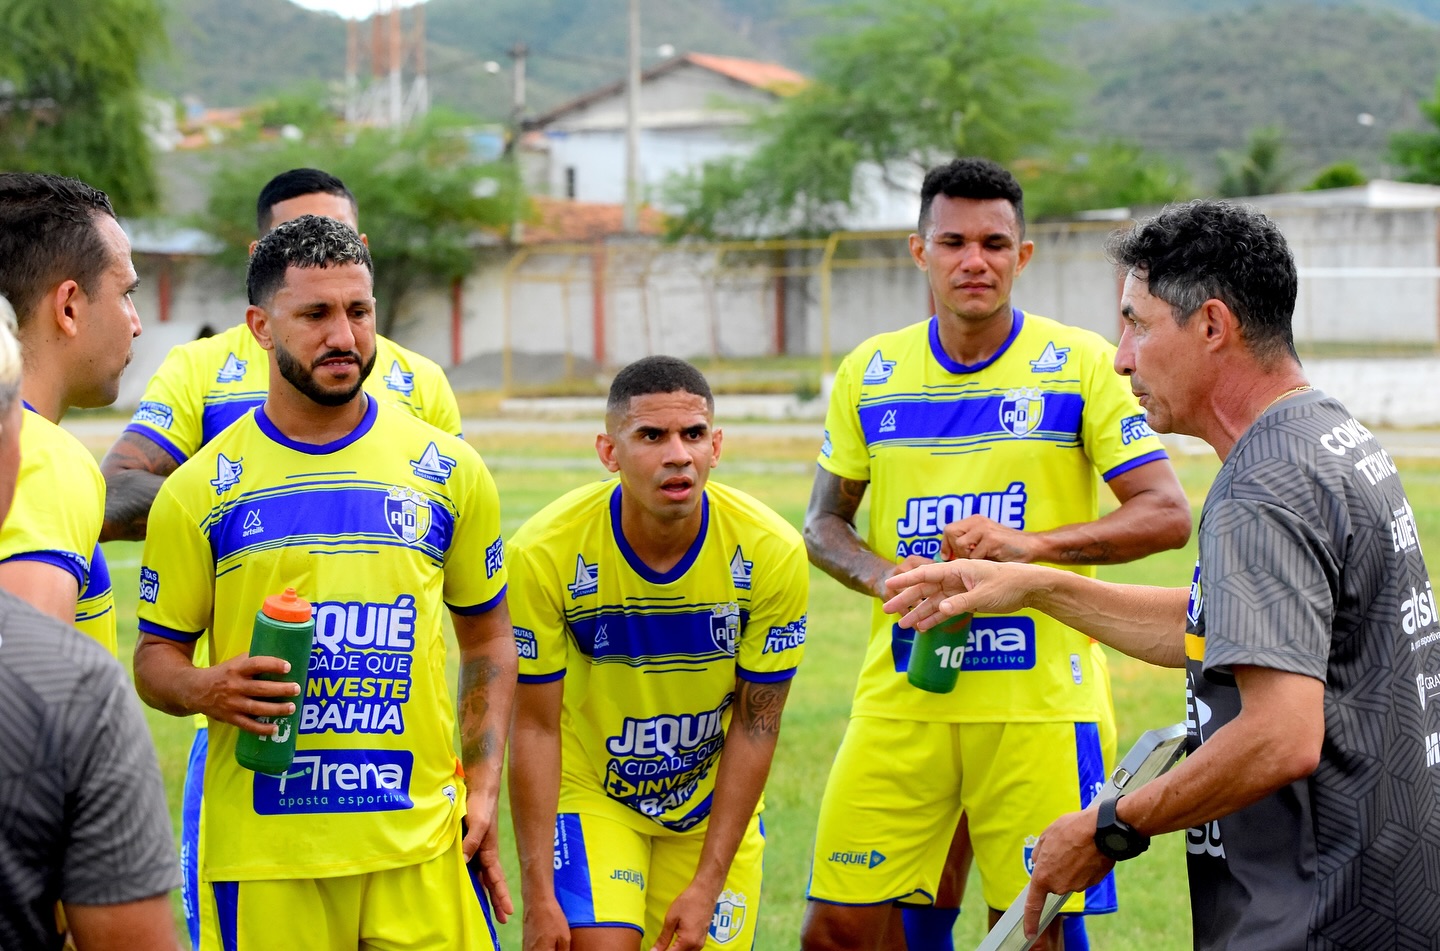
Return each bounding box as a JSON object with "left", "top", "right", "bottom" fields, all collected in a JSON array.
[{"left": 1266, "top": 384, "right": 1313, "bottom": 411}]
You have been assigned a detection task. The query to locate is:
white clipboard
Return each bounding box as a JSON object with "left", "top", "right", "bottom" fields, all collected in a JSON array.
[{"left": 973, "top": 722, "right": 1188, "bottom": 951}]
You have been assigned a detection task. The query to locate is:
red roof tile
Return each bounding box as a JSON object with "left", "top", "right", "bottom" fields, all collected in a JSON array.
[{"left": 523, "top": 196, "right": 666, "bottom": 244}]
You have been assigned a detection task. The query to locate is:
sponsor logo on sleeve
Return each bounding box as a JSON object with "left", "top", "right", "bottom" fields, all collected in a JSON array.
[
  {"left": 709, "top": 890, "right": 748, "bottom": 944},
  {"left": 763, "top": 617, "right": 806, "bottom": 654},
  {"left": 820, "top": 430, "right": 833, "bottom": 458},
  {"left": 1427, "top": 732, "right": 1440, "bottom": 768},
  {"left": 210, "top": 454, "right": 242, "bottom": 494},
  {"left": 1120, "top": 413, "right": 1156, "bottom": 445},
  {"left": 514, "top": 626, "right": 538, "bottom": 660},
  {"left": 383, "top": 360, "right": 415, "bottom": 396},
  {"left": 729, "top": 546, "right": 752, "bottom": 590},
  {"left": 1029, "top": 341, "right": 1070, "bottom": 372},
  {"left": 862, "top": 350, "right": 896, "bottom": 385},
  {"left": 216, "top": 352, "right": 248, "bottom": 383},
  {"left": 384, "top": 487, "right": 433, "bottom": 545},
  {"left": 485, "top": 536, "right": 504, "bottom": 579},
  {"left": 410, "top": 442, "right": 457, "bottom": 485},
  {"left": 568, "top": 555, "right": 598, "bottom": 599},
  {"left": 139, "top": 567, "right": 159, "bottom": 604},
  {"left": 1393, "top": 501, "right": 1422, "bottom": 554},
  {"left": 999, "top": 389, "right": 1045, "bottom": 437},
  {"left": 133, "top": 400, "right": 174, "bottom": 430},
  {"left": 252, "top": 748, "right": 413, "bottom": 814}
]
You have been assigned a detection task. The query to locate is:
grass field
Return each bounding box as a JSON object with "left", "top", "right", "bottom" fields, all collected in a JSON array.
[{"left": 100, "top": 426, "right": 1440, "bottom": 950}]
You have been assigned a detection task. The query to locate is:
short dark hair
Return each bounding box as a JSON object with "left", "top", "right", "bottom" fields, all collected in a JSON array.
[
  {"left": 256, "top": 168, "right": 357, "bottom": 235},
  {"left": 247, "top": 215, "right": 373, "bottom": 306},
  {"left": 0, "top": 173, "right": 116, "bottom": 329},
  {"left": 607, "top": 356, "right": 714, "bottom": 418},
  {"left": 918, "top": 158, "right": 1025, "bottom": 236},
  {"left": 1108, "top": 200, "right": 1299, "bottom": 362}
]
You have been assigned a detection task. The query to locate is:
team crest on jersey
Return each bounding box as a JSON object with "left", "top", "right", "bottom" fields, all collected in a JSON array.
[
  {"left": 999, "top": 389, "right": 1045, "bottom": 437},
  {"left": 216, "top": 352, "right": 248, "bottom": 383},
  {"left": 709, "top": 890, "right": 748, "bottom": 945},
  {"left": 1023, "top": 835, "right": 1039, "bottom": 874},
  {"left": 710, "top": 602, "right": 740, "bottom": 655},
  {"left": 568, "top": 555, "right": 598, "bottom": 599},
  {"left": 384, "top": 486, "right": 433, "bottom": 545},
  {"left": 730, "top": 546, "right": 753, "bottom": 590},
  {"left": 410, "top": 441, "right": 457, "bottom": 484},
  {"left": 211, "top": 454, "right": 243, "bottom": 494},
  {"left": 1029, "top": 341, "right": 1070, "bottom": 373},
  {"left": 1186, "top": 560, "right": 1203, "bottom": 626},
  {"left": 862, "top": 350, "right": 896, "bottom": 385},
  {"left": 383, "top": 360, "right": 415, "bottom": 396}
]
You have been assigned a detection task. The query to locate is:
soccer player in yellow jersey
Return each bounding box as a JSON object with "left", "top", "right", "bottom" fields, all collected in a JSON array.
[
  {"left": 799, "top": 159, "right": 1191, "bottom": 951},
  {"left": 0, "top": 173, "right": 144, "bottom": 655},
  {"left": 99, "top": 167, "right": 463, "bottom": 949},
  {"left": 133, "top": 215, "right": 515, "bottom": 950},
  {"left": 508, "top": 356, "right": 808, "bottom": 951}
]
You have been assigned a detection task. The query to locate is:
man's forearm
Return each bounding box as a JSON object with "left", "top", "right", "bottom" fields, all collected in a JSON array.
[
  {"left": 1022, "top": 566, "right": 1189, "bottom": 667},
  {"left": 1029, "top": 471, "right": 1191, "bottom": 566},
  {"left": 132, "top": 638, "right": 201, "bottom": 716},
  {"left": 459, "top": 647, "right": 513, "bottom": 803},
  {"left": 508, "top": 717, "right": 563, "bottom": 901},
  {"left": 804, "top": 512, "right": 893, "bottom": 598},
  {"left": 102, "top": 469, "right": 165, "bottom": 542}
]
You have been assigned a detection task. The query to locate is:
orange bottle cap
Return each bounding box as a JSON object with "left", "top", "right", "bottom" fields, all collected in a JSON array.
[{"left": 262, "top": 587, "right": 313, "bottom": 623}]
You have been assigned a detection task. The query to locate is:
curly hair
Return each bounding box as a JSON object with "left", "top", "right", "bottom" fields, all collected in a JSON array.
[
  {"left": 1108, "top": 200, "right": 1298, "bottom": 362},
  {"left": 246, "top": 214, "right": 373, "bottom": 306},
  {"left": 918, "top": 158, "right": 1025, "bottom": 236}
]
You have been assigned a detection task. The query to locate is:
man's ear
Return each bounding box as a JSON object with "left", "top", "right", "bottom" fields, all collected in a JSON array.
[
  {"left": 1015, "top": 239, "right": 1035, "bottom": 275},
  {"left": 710, "top": 426, "right": 723, "bottom": 469},
  {"left": 1195, "top": 299, "right": 1237, "bottom": 351},
  {"left": 246, "top": 304, "right": 274, "bottom": 351},
  {"left": 595, "top": 432, "right": 620, "bottom": 473},
  {"left": 908, "top": 232, "right": 928, "bottom": 272},
  {"left": 359, "top": 232, "right": 369, "bottom": 248},
  {"left": 48, "top": 280, "right": 84, "bottom": 339}
]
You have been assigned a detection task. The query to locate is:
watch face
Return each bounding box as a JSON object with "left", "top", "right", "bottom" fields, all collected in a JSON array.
[{"left": 1104, "top": 832, "right": 1129, "bottom": 852}]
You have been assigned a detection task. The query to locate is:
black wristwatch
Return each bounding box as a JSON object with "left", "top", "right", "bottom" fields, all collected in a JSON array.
[{"left": 1094, "top": 794, "right": 1150, "bottom": 861}]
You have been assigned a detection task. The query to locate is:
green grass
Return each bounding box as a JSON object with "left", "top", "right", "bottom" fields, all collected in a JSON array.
[{"left": 104, "top": 436, "right": 1439, "bottom": 950}]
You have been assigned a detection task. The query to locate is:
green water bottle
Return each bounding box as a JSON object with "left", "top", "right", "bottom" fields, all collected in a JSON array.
[
  {"left": 906, "top": 613, "right": 973, "bottom": 694},
  {"left": 234, "top": 588, "right": 315, "bottom": 775}
]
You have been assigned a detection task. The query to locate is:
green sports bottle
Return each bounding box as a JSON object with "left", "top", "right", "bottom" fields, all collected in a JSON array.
[
  {"left": 234, "top": 588, "right": 315, "bottom": 775},
  {"left": 906, "top": 613, "right": 973, "bottom": 694}
]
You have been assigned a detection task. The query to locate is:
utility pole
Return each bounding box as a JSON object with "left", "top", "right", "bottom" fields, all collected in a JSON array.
[
  {"left": 623, "top": 0, "right": 641, "bottom": 232},
  {"left": 508, "top": 42, "right": 528, "bottom": 244}
]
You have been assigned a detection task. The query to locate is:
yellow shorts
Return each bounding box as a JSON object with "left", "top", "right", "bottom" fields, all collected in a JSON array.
[
  {"left": 199, "top": 825, "right": 498, "bottom": 951},
  {"left": 807, "top": 717, "right": 1117, "bottom": 916},
  {"left": 552, "top": 811, "right": 764, "bottom": 947}
]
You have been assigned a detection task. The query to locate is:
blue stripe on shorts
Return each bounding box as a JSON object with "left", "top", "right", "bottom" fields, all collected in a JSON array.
[
  {"left": 212, "top": 881, "right": 239, "bottom": 951},
  {"left": 1074, "top": 722, "right": 1117, "bottom": 915},
  {"left": 553, "top": 814, "right": 598, "bottom": 925},
  {"left": 182, "top": 728, "right": 208, "bottom": 951},
  {"left": 466, "top": 858, "right": 502, "bottom": 950}
]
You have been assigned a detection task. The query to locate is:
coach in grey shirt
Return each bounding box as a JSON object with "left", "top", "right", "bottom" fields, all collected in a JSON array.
[
  {"left": 882, "top": 200, "right": 1440, "bottom": 949},
  {"left": 0, "top": 295, "right": 180, "bottom": 950}
]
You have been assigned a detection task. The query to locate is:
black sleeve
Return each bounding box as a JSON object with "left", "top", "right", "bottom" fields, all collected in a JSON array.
[{"left": 61, "top": 662, "right": 181, "bottom": 906}]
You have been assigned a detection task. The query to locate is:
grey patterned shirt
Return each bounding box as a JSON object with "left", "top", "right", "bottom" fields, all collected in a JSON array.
[
  {"left": 1184, "top": 391, "right": 1440, "bottom": 950},
  {"left": 0, "top": 591, "right": 180, "bottom": 950}
]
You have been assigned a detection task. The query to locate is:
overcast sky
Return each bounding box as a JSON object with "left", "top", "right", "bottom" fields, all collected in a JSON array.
[{"left": 287, "top": 0, "right": 424, "bottom": 18}]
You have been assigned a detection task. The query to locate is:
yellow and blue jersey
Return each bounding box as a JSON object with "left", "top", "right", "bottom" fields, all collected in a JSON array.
[
  {"left": 137, "top": 397, "right": 507, "bottom": 882},
  {"left": 821, "top": 311, "right": 1168, "bottom": 724},
  {"left": 124, "top": 323, "right": 462, "bottom": 465},
  {"left": 0, "top": 406, "right": 115, "bottom": 653},
  {"left": 509, "top": 479, "right": 807, "bottom": 835}
]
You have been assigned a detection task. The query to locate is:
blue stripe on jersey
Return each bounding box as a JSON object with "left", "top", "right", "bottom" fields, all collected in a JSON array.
[
  {"left": 1075, "top": 722, "right": 1118, "bottom": 914},
  {"left": 553, "top": 814, "right": 599, "bottom": 925},
  {"left": 569, "top": 607, "right": 751, "bottom": 664},
  {"left": 256, "top": 396, "right": 377, "bottom": 455},
  {"left": 448, "top": 584, "right": 508, "bottom": 616},
  {"left": 610, "top": 484, "right": 709, "bottom": 585},
  {"left": 1102, "top": 448, "right": 1169, "bottom": 482},
  {"left": 928, "top": 309, "right": 1023, "bottom": 374},
  {"left": 857, "top": 393, "right": 1083, "bottom": 447},
  {"left": 0, "top": 549, "right": 86, "bottom": 587},
  {"left": 124, "top": 422, "right": 190, "bottom": 465},
  {"left": 138, "top": 618, "right": 204, "bottom": 642},
  {"left": 201, "top": 396, "right": 264, "bottom": 446},
  {"left": 81, "top": 543, "right": 110, "bottom": 599},
  {"left": 208, "top": 484, "right": 454, "bottom": 564},
  {"left": 737, "top": 665, "right": 798, "bottom": 683}
]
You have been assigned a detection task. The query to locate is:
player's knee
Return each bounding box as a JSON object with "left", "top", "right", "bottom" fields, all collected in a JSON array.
[{"left": 800, "top": 902, "right": 875, "bottom": 951}]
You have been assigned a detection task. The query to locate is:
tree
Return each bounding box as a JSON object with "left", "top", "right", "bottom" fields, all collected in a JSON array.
[
  {"left": 666, "top": 0, "right": 1085, "bottom": 237},
  {"left": 204, "top": 109, "right": 521, "bottom": 336},
  {"left": 1390, "top": 73, "right": 1440, "bottom": 184},
  {"left": 1305, "top": 162, "right": 1367, "bottom": 191},
  {"left": 0, "top": 0, "right": 166, "bottom": 213},
  {"left": 1019, "top": 141, "right": 1192, "bottom": 219},
  {"left": 1216, "top": 126, "right": 1294, "bottom": 198}
]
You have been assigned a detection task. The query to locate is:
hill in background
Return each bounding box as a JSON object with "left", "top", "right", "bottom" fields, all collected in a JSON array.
[{"left": 146, "top": 0, "right": 1440, "bottom": 189}]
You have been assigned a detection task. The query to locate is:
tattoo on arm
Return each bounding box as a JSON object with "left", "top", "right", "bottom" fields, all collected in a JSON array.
[
  {"left": 100, "top": 432, "right": 180, "bottom": 542},
  {"left": 803, "top": 468, "right": 891, "bottom": 597},
  {"left": 459, "top": 654, "right": 503, "bottom": 766},
  {"left": 735, "top": 678, "right": 790, "bottom": 741}
]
